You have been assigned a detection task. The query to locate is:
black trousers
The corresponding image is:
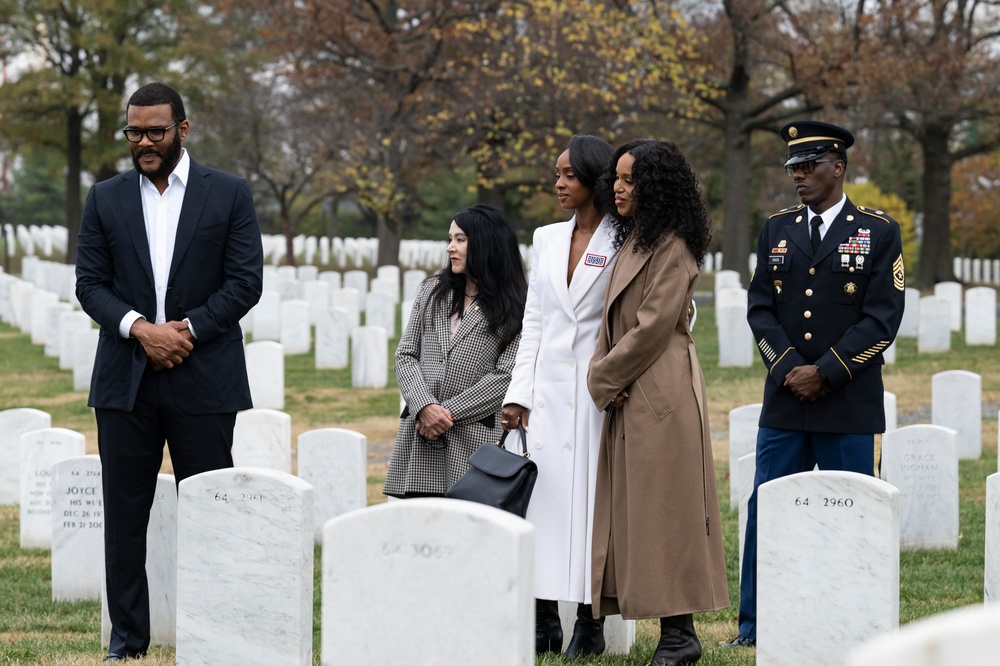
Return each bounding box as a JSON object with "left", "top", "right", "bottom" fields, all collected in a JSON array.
[{"left": 97, "top": 366, "right": 236, "bottom": 657}]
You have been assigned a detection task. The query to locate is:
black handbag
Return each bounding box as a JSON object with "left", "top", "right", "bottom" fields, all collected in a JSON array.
[{"left": 445, "top": 426, "right": 538, "bottom": 518}]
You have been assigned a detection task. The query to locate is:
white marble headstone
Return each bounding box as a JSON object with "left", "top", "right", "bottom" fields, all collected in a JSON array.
[
  {"left": 883, "top": 391, "right": 897, "bottom": 434},
  {"left": 315, "top": 307, "right": 349, "bottom": 370},
  {"left": 403, "top": 270, "right": 427, "bottom": 301},
  {"left": 757, "top": 471, "right": 899, "bottom": 666},
  {"left": 351, "top": 326, "right": 388, "bottom": 389},
  {"left": 932, "top": 370, "right": 981, "bottom": 460},
  {"left": 343, "top": 270, "right": 369, "bottom": 310},
  {"left": 370, "top": 277, "right": 399, "bottom": 305},
  {"left": 322, "top": 498, "right": 533, "bottom": 665},
  {"left": 233, "top": 408, "right": 292, "bottom": 473},
  {"left": 51, "top": 455, "right": 103, "bottom": 601},
  {"left": 302, "top": 280, "right": 329, "bottom": 326},
  {"left": 717, "top": 289, "right": 753, "bottom": 367},
  {"left": 331, "top": 287, "right": 361, "bottom": 330},
  {"left": 177, "top": 468, "right": 314, "bottom": 665},
  {"left": 714, "top": 270, "right": 742, "bottom": 300},
  {"left": 245, "top": 340, "right": 285, "bottom": 410},
  {"left": 297, "top": 428, "right": 367, "bottom": 544},
  {"left": 376, "top": 265, "right": 401, "bottom": 300},
  {"left": 20, "top": 427, "right": 87, "bottom": 548},
  {"left": 883, "top": 339, "right": 896, "bottom": 364},
  {"left": 251, "top": 290, "right": 281, "bottom": 341},
  {"left": 882, "top": 425, "right": 958, "bottom": 550},
  {"left": 933, "top": 281, "right": 963, "bottom": 331},
  {"left": 72, "top": 328, "right": 99, "bottom": 392},
  {"left": 43, "top": 302, "right": 73, "bottom": 358},
  {"left": 845, "top": 604, "right": 1000, "bottom": 666},
  {"left": 365, "top": 290, "right": 396, "bottom": 337},
  {"left": 728, "top": 404, "right": 761, "bottom": 508},
  {"left": 28, "top": 290, "right": 58, "bottom": 344},
  {"left": 58, "top": 311, "right": 93, "bottom": 371},
  {"left": 0, "top": 408, "right": 51, "bottom": 504},
  {"left": 280, "top": 299, "right": 311, "bottom": 355},
  {"left": 297, "top": 264, "right": 318, "bottom": 283},
  {"left": 917, "top": 296, "right": 951, "bottom": 353},
  {"left": 897, "top": 287, "right": 920, "bottom": 338},
  {"left": 318, "top": 270, "right": 342, "bottom": 296},
  {"left": 965, "top": 287, "right": 996, "bottom": 346},
  {"left": 401, "top": 298, "right": 415, "bottom": 334},
  {"left": 102, "top": 473, "right": 178, "bottom": 647},
  {"left": 986, "top": 473, "right": 999, "bottom": 605}
]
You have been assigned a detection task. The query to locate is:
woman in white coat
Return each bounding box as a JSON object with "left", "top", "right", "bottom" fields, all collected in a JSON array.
[{"left": 502, "top": 135, "right": 618, "bottom": 658}]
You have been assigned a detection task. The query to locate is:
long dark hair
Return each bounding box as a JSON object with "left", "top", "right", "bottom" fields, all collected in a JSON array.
[
  {"left": 431, "top": 204, "right": 527, "bottom": 346},
  {"left": 566, "top": 134, "right": 614, "bottom": 214},
  {"left": 601, "top": 139, "right": 712, "bottom": 264}
]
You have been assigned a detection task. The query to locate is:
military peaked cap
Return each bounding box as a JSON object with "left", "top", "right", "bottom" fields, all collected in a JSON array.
[{"left": 780, "top": 120, "right": 855, "bottom": 167}]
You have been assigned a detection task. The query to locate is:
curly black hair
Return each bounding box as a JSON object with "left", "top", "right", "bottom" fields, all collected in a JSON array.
[{"left": 600, "top": 139, "right": 713, "bottom": 264}]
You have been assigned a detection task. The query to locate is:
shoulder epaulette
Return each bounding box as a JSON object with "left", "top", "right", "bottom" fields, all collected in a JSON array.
[
  {"left": 856, "top": 206, "right": 891, "bottom": 224},
  {"left": 767, "top": 204, "right": 805, "bottom": 220}
]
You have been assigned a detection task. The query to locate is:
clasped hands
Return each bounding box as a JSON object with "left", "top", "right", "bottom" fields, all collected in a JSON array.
[
  {"left": 784, "top": 364, "right": 830, "bottom": 402},
  {"left": 416, "top": 403, "right": 454, "bottom": 440},
  {"left": 130, "top": 319, "right": 194, "bottom": 371}
]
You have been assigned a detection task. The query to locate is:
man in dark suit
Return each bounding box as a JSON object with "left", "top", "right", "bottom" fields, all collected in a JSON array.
[
  {"left": 75, "top": 82, "right": 263, "bottom": 661},
  {"left": 723, "top": 120, "right": 905, "bottom": 648}
]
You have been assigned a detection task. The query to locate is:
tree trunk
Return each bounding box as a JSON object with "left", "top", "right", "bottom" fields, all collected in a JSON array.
[
  {"left": 916, "top": 123, "right": 956, "bottom": 286},
  {"left": 722, "top": 112, "right": 752, "bottom": 283},
  {"left": 476, "top": 182, "right": 506, "bottom": 216},
  {"left": 64, "top": 107, "right": 83, "bottom": 265},
  {"left": 282, "top": 205, "right": 297, "bottom": 267},
  {"left": 376, "top": 212, "right": 401, "bottom": 268},
  {"left": 326, "top": 195, "right": 340, "bottom": 238}
]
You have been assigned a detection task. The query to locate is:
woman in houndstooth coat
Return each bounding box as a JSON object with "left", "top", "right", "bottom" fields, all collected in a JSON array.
[{"left": 383, "top": 204, "right": 527, "bottom": 498}]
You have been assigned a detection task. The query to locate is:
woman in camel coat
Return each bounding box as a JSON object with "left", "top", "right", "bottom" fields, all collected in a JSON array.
[{"left": 588, "top": 140, "right": 729, "bottom": 666}]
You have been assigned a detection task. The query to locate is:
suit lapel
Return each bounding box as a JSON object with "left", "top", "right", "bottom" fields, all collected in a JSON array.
[
  {"left": 169, "top": 160, "right": 210, "bottom": 283},
  {"left": 605, "top": 234, "right": 649, "bottom": 308},
  {"left": 116, "top": 171, "right": 154, "bottom": 285},
  {"left": 449, "top": 296, "right": 485, "bottom": 349},
  {"left": 545, "top": 220, "right": 575, "bottom": 319},
  {"left": 786, "top": 212, "right": 813, "bottom": 258},
  {"left": 568, "top": 216, "right": 616, "bottom": 309}
]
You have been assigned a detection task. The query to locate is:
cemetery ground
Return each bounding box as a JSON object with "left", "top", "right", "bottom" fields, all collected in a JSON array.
[{"left": 1, "top": 302, "right": 997, "bottom": 666}]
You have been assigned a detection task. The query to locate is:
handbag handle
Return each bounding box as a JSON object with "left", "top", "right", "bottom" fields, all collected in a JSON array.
[{"left": 497, "top": 425, "right": 530, "bottom": 458}]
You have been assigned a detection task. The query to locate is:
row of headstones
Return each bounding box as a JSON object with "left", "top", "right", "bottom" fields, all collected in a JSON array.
[
  {"left": 713, "top": 271, "right": 998, "bottom": 367},
  {"left": 11, "top": 409, "right": 367, "bottom": 546},
  {"left": 17, "top": 420, "right": 635, "bottom": 664},
  {"left": 729, "top": 372, "right": 993, "bottom": 553},
  {"left": 2, "top": 224, "right": 69, "bottom": 258},
  {"left": 0, "top": 266, "right": 100, "bottom": 393},
  {"left": 953, "top": 256, "right": 1000, "bottom": 287}
]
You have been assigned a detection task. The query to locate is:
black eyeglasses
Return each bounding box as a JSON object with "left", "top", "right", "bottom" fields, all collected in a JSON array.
[
  {"left": 417, "top": 432, "right": 448, "bottom": 450},
  {"left": 785, "top": 159, "right": 840, "bottom": 177},
  {"left": 122, "top": 122, "right": 178, "bottom": 143}
]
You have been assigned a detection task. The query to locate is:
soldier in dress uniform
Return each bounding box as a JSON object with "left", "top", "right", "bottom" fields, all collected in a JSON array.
[{"left": 723, "top": 120, "right": 906, "bottom": 649}]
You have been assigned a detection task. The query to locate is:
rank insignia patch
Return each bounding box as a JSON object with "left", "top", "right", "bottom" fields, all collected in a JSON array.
[{"left": 893, "top": 254, "right": 905, "bottom": 291}]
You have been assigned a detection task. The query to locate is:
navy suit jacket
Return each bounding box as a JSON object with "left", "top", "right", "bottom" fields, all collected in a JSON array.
[
  {"left": 747, "top": 197, "right": 905, "bottom": 433},
  {"left": 76, "top": 159, "right": 264, "bottom": 414}
]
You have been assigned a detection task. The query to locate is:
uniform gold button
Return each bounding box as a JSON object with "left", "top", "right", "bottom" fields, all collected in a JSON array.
[
  {"left": 805, "top": 289, "right": 813, "bottom": 296},
  {"left": 804, "top": 311, "right": 812, "bottom": 318},
  {"left": 809, "top": 267, "right": 816, "bottom": 275},
  {"left": 804, "top": 333, "right": 812, "bottom": 341}
]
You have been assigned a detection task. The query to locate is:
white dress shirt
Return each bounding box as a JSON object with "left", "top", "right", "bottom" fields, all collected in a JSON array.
[
  {"left": 806, "top": 193, "right": 847, "bottom": 242},
  {"left": 118, "top": 149, "right": 196, "bottom": 338}
]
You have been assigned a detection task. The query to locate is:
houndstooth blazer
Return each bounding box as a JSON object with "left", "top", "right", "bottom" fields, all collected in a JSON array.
[{"left": 383, "top": 276, "right": 521, "bottom": 497}]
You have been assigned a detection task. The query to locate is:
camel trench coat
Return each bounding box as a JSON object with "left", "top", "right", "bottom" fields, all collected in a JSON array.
[{"left": 587, "top": 232, "right": 729, "bottom": 619}]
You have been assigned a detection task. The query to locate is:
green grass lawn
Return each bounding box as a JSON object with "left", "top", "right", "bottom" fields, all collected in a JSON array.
[{"left": 0, "top": 302, "right": 997, "bottom": 665}]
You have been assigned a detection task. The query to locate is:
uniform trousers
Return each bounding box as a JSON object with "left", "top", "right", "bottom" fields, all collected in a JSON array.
[
  {"left": 97, "top": 365, "right": 236, "bottom": 657},
  {"left": 737, "top": 427, "right": 876, "bottom": 640}
]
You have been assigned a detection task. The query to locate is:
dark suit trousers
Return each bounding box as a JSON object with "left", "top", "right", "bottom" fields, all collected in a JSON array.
[
  {"left": 97, "top": 365, "right": 236, "bottom": 657},
  {"left": 737, "top": 427, "right": 876, "bottom": 640}
]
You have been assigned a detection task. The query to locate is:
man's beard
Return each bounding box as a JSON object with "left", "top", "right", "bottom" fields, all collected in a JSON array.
[{"left": 132, "top": 131, "right": 182, "bottom": 181}]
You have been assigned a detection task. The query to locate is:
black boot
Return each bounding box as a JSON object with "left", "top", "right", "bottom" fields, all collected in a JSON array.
[
  {"left": 535, "top": 599, "right": 563, "bottom": 655},
  {"left": 564, "top": 603, "right": 606, "bottom": 659},
  {"left": 649, "top": 614, "right": 702, "bottom": 666}
]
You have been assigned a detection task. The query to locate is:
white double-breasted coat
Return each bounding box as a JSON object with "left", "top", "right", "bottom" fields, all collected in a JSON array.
[{"left": 503, "top": 216, "right": 617, "bottom": 603}]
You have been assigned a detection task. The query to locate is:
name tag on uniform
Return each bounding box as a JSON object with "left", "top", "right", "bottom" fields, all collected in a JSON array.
[
  {"left": 769, "top": 255, "right": 785, "bottom": 265},
  {"left": 584, "top": 253, "right": 607, "bottom": 267}
]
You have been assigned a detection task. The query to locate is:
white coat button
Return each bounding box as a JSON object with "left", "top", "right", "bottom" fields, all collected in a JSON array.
[
  {"left": 566, "top": 400, "right": 574, "bottom": 409},
  {"left": 543, "top": 316, "right": 548, "bottom": 324},
  {"left": 535, "top": 442, "right": 543, "bottom": 449},
  {"left": 568, "top": 359, "right": 576, "bottom": 367},
  {"left": 563, "top": 442, "right": 572, "bottom": 451},
  {"left": 537, "top": 399, "right": 545, "bottom": 408}
]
